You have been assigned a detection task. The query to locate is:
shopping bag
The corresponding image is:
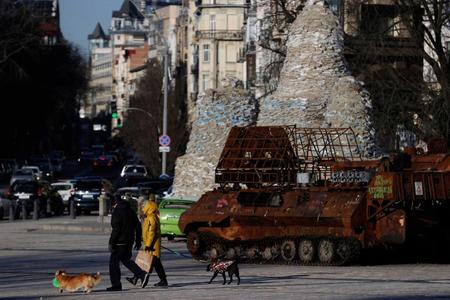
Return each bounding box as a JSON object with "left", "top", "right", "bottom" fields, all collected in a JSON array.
[{"left": 135, "top": 250, "right": 154, "bottom": 273}]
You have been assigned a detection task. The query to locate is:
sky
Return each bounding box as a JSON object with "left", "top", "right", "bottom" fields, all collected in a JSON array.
[{"left": 59, "top": 0, "right": 124, "bottom": 57}]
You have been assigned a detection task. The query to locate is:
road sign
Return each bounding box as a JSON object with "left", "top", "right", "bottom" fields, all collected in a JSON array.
[
  {"left": 159, "top": 134, "right": 171, "bottom": 146},
  {"left": 159, "top": 146, "right": 170, "bottom": 153}
]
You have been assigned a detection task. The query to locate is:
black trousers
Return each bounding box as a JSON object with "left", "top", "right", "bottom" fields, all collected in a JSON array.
[
  {"left": 109, "top": 244, "right": 145, "bottom": 288},
  {"left": 151, "top": 256, "right": 167, "bottom": 281}
]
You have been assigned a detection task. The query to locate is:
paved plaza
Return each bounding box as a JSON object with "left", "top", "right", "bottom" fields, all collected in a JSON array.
[{"left": 1, "top": 217, "right": 450, "bottom": 300}]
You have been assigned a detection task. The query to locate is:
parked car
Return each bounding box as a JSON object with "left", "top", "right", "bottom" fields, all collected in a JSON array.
[
  {"left": 120, "top": 165, "right": 148, "bottom": 178},
  {"left": 10, "top": 168, "right": 36, "bottom": 185},
  {"left": 51, "top": 181, "right": 75, "bottom": 208},
  {"left": 159, "top": 199, "right": 195, "bottom": 240},
  {"left": 28, "top": 158, "right": 54, "bottom": 180},
  {"left": 70, "top": 177, "right": 112, "bottom": 215},
  {"left": 92, "top": 154, "right": 116, "bottom": 171},
  {"left": 136, "top": 179, "right": 173, "bottom": 197},
  {"left": 0, "top": 194, "right": 12, "bottom": 220},
  {"left": 21, "top": 166, "right": 43, "bottom": 180},
  {"left": 77, "top": 151, "right": 95, "bottom": 165},
  {"left": 9, "top": 180, "right": 64, "bottom": 218}
]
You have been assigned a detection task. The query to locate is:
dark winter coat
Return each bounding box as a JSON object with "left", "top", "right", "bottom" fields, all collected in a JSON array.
[{"left": 109, "top": 200, "right": 142, "bottom": 247}]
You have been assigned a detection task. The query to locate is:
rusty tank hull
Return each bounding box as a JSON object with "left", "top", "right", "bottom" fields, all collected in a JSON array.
[
  {"left": 179, "top": 188, "right": 367, "bottom": 265},
  {"left": 179, "top": 126, "right": 450, "bottom": 265}
]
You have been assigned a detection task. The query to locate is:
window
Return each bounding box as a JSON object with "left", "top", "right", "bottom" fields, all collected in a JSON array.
[
  {"left": 203, "top": 44, "right": 210, "bottom": 62},
  {"left": 202, "top": 73, "right": 210, "bottom": 92},
  {"left": 361, "top": 5, "right": 395, "bottom": 37},
  {"left": 210, "top": 15, "right": 216, "bottom": 31}
]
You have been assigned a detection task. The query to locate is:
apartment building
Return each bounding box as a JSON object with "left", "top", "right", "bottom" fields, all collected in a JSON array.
[
  {"left": 244, "top": 0, "right": 424, "bottom": 99},
  {"left": 87, "top": 23, "right": 112, "bottom": 118},
  {"left": 110, "top": 0, "right": 149, "bottom": 128},
  {"left": 127, "top": 44, "right": 151, "bottom": 96},
  {"left": 339, "top": 0, "right": 423, "bottom": 84},
  {"left": 187, "top": 0, "right": 247, "bottom": 107},
  {"left": 148, "top": 3, "right": 182, "bottom": 71},
  {"left": 19, "top": 0, "right": 62, "bottom": 46}
]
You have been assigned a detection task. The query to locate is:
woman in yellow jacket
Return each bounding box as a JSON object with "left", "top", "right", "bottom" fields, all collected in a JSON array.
[{"left": 141, "top": 198, "right": 168, "bottom": 287}]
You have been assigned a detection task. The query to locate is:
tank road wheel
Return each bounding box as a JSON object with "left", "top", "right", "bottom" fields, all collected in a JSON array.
[
  {"left": 246, "top": 246, "right": 259, "bottom": 259},
  {"left": 262, "top": 245, "right": 279, "bottom": 261},
  {"left": 336, "top": 239, "right": 352, "bottom": 263},
  {"left": 209, "top": 243, "right": 224, "bottom": 259},
  {"left": 337, "top": 238, "right": 361, "bottom": 264},
  {"left": 318, "top": 239, "right": 336, "bottom": 263},
  {"left": 226, "top": 247, "right": 238, "bottom": 259},
  {"left": 281, "top": 240, "right": 296, "bottom": 262},
  {"left": 298, "top": 239, "right": 315, "bottom": 263},
  {"left": 187, "top": 231, "right": 203, "bottom": 257}
]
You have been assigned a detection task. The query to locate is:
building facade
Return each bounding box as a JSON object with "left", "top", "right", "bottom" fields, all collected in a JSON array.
[
  {"left": 149, "top": 3, "right": 182, "bottom": 71},
  {"left": 87, "top": 23, "right": 112, "bottom": 118},
  {"left": 110, "top": 0, "right": 149, "bottom": 129},
  {"left": 19, "top": 0, "right": 62, "bottom": 46},
  {"left": 186, "top": 0, "right": 247, "bottom": 113}
]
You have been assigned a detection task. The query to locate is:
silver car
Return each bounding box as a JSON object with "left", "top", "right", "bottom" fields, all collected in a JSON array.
[
  {"left": 10, "top": 169, "right": 36, "bottom": 185},
  {"left": 51, "top": 182, "right": 75, "bottom": 207}
]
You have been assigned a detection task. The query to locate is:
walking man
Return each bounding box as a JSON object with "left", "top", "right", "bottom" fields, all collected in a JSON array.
[{"left": 107, "top": 197, "right": 149, "bottom": 291}]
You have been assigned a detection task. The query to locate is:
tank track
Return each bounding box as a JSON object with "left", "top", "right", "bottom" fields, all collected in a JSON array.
[{"left": 187, "top": 231, "right": 361, "bottom": 266}]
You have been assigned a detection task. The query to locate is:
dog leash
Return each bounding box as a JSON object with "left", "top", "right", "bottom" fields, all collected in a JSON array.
[{"left": 161, "top": 245, "right": 192, "bottom": 258}]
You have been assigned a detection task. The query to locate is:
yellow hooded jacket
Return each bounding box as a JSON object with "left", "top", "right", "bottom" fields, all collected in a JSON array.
[{"left": 142, "top": 201, "right": 161, "bottom": 258}]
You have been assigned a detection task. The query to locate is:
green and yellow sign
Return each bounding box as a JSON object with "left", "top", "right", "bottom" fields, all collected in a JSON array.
[{"left": 368, "top": 174, "right": 394, "bottom": 200}]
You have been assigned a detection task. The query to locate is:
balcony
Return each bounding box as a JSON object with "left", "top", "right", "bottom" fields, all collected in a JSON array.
[
  {"left": 195, "top": 0, "right": 248, "bottom": 8},
  {"left": 195, "top": 30, "right": 243, "bottom": 41}
]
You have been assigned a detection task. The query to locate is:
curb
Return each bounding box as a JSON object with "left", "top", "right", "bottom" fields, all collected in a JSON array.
[{"left": 39, "top": 224, "right": 111, "bottom": 233}]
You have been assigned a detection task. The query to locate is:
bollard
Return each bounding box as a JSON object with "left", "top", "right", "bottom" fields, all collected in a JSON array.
[
  {"left": 46, "top": 199, "right": 51, "bottom": 216},
  {"left": 99, "top": 196, "right": 106, "bottom": 217},
  {"left": 33, "top": 199, "right": 39, "bottom": 220},
  {"left": 22, "top": 201, "right": 27, "bottom": 220},
  {"left": 69, "top": 200, "right": 76, "bottom": 219},
  {"left": 9, "top": 203, "right": 14, "bottom": 222}
]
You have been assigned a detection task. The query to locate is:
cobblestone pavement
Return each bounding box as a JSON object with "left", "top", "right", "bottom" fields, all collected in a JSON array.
[{"left": 1, "top": 217, "right": 450, "bottom": 300}]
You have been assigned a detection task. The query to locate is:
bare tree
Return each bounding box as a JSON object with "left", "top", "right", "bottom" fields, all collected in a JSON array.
[
  {"left": 394, "top": 0, "right": 450, "bottom": 139},
  {"left": 120, "top": 60, "right": 189, "bottom": 176},
  {"left": 254, "top": 0, "right": 307, "bottom": 95},
  {"left": 0, "top": 0, "right": 40, "bottom": 76}
]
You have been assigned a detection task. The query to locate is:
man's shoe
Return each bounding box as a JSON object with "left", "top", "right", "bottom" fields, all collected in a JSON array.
[
  {"left": 154, "top": 279, "right": 168, "bottom": 287},
  {"left": 126, "top": 276, "right": 138, "bottom": 286},
  {"left": 106, "top": 286, "right": 122, "bottom": 291},
  {"left": 141, "top": 273, "right": 150, "bottom": 288}
]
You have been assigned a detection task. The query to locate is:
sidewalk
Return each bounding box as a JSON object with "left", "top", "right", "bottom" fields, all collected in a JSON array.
[{"left": 1, "top": 214, "right": 112, "bottom": 233}]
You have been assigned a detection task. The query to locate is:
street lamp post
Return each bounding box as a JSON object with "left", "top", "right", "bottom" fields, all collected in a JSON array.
[
  {"left": 162, "top": 46, "right": 169, "bottom": 175},
  {"left": 150, "top": 9, "right": 170, "bottom": 176}
]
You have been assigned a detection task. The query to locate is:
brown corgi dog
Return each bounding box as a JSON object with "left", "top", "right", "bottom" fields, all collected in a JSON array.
[{"left": 54, "top": 270, "right": 101, "bottom": 293}]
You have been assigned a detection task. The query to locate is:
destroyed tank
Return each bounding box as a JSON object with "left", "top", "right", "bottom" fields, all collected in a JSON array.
[{"left": 179, "top": 126, "right": 450, "bottom": 265}]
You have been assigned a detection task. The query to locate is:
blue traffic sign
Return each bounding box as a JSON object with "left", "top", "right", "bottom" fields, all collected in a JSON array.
[{"left": 159, "top": 134, "right": 171, "bottom": 146}]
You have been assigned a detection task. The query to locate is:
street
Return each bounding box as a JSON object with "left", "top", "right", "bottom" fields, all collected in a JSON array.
[{"left": 1, "top": 217, "right": 450, "bottom": 300}]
